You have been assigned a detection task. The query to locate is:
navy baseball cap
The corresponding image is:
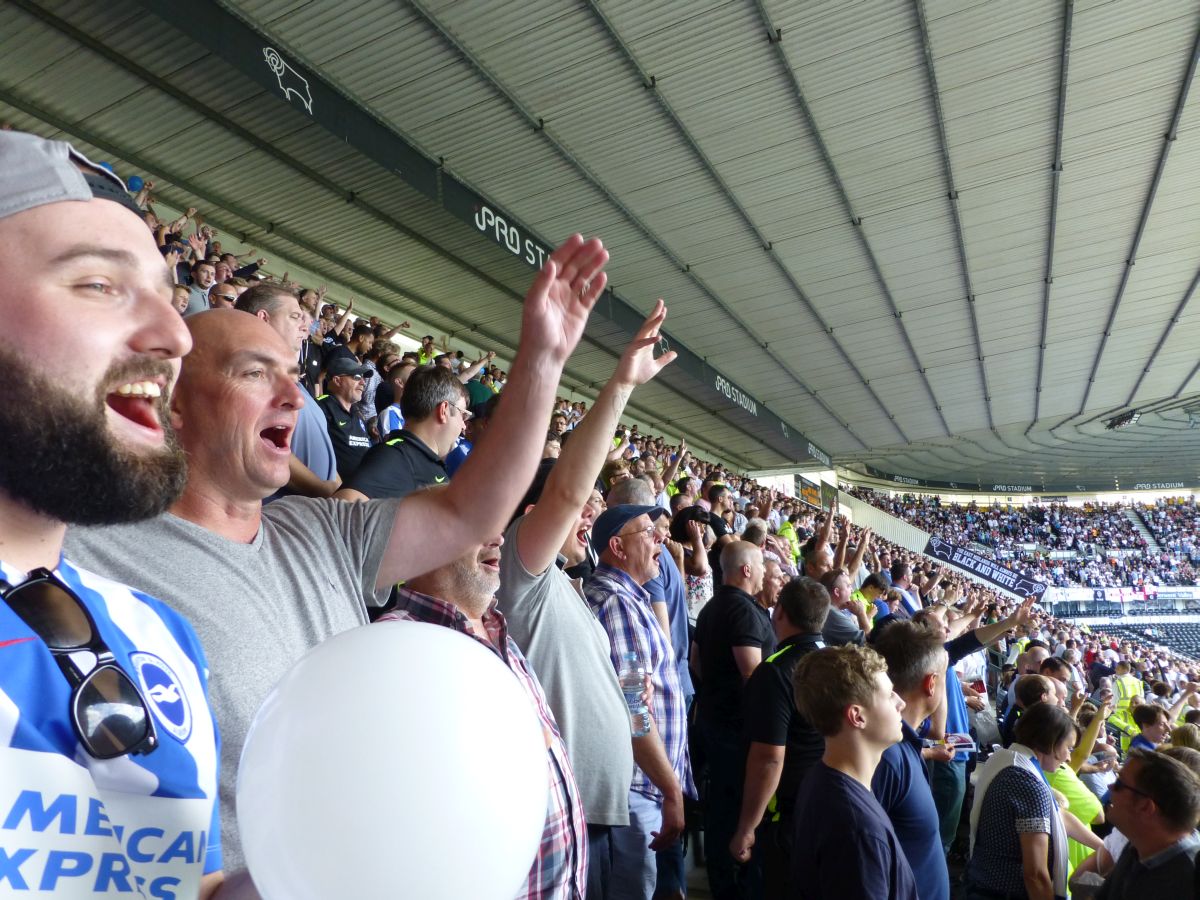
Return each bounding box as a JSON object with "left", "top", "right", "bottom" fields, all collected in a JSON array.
[
  {"left": 327, "top": 357, "right": 371, "bottom": 378},
  {"left": 591, "top": 504, "right": 667, "bottom": 555}
]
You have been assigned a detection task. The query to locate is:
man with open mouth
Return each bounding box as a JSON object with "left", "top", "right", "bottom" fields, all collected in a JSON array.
[
  {"left": 68, "top": 231, "right": 613, "bottom": 877},
  {"left": 0, "top": 130, "right": 226, "bottom": 898}
]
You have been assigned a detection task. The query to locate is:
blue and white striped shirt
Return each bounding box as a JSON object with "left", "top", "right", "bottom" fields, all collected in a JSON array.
[{"left": 0, "top": 555, "right": 221, "bottom": 894}]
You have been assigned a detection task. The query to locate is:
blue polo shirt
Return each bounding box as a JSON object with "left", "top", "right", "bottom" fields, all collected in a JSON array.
[
  {"left": 645, "top": 548, "right": 693, "bottom": 700},
  {"left": 873, "top": 721, "right": 949, "bottom": 900},
  {"left": 942, "top": 632, "right": 984, "bottom": 762}
]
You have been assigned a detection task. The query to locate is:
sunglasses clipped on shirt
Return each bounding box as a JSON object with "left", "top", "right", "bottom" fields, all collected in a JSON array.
[{"left": 0, "top": 569, "right": 158, "bottom": 760}]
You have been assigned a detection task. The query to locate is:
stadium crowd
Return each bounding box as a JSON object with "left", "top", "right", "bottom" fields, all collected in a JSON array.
[
  {"left": 4, "top": 129, "right": 1200, "bottom": 900},
  {"left": 847, "top": 486, "right": 1200, "bottom": 590}
]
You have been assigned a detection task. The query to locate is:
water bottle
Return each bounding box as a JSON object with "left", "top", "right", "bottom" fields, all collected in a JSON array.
[{"left": 619, "top": 651, "right": 651, "bottom": 737}]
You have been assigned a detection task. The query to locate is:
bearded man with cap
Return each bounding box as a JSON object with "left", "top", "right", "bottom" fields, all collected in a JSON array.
[
  {"left": 585, "top": 504, "right": 696, "bottom": 900},
  {"left": 0, "top": 130, "right": 228, "bottom": 897},
  {"left": 317, "top": 355, "right": 372, "bottom": 479}
]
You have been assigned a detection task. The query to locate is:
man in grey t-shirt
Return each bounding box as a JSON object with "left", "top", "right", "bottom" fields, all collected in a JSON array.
[
  {"left": 68, "top": 234, "right": 613, "bottom": 873},
  {"left": 497, "top": 299, "right": 681, "bottom": 899}
]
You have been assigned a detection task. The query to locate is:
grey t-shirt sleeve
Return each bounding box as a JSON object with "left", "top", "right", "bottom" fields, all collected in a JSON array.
[
  {"left": 497, "top": 516, "right": 553, "bottom": 615},
  {"left": 822, "top": 606, "right": 865, "bottom": 646},
  {"left": 268, "top": 496, "right": 401, "bottom": 606}
]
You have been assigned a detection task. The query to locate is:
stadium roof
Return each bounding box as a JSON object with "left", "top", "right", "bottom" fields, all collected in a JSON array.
[{"left": 3, "top": 0, "right": 1199, "bottom": 489}]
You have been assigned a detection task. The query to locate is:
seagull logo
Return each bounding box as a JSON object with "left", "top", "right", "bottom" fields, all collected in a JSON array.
[{"left": 130, "top": 652, "right": 192, "bottom": 743}]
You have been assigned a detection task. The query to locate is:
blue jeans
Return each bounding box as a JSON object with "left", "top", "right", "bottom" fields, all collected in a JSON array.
[
  {"left": 610, "top": 790, "right": 662, "bottom": 900},
  {"left": 588, "top": 824, "right": 614, "bottom": 899}
]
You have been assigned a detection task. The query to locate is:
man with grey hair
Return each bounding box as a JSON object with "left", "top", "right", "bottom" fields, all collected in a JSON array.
[
  {"left": 69, "top": 233, "right": 613, "bottom": 870},
  {"left": 605, "top": 474, "right": 694, "bottom": 895},
  {"left": 235, "top": 284, "right": 339, "bottom": 500},
  {"left": 586, "top": 503, "right": 695, "bottom": 898}
]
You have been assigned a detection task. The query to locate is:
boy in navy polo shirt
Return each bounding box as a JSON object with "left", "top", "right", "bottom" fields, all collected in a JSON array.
[{"left": 789, "top": 645, "right": 918, "bottom": 900}]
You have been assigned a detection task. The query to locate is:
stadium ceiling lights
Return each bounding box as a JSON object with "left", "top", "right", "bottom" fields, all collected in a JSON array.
[{"left": 1105, "top": 410, "right": 1141, "bottom": 430}]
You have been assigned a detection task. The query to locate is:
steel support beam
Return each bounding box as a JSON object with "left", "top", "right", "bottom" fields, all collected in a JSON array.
[
  {"left": 752, "top": 0, "right": 950, "bottom": 440},
  {"left": 1078, "top": 16, "right": 1200, "bottom": 414},
  {"left": 1031, "top": 0, "right": 1074, "bottom": 433},
  {"left": 406, "top": 0, "right": 867, "bottom": 451},
  {"left": 911, "top": 0, "right": 995, "bottom": 437}
]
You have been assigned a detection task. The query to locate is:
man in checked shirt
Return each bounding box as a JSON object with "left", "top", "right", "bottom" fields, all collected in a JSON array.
[
  {"left": 585, "top": 504, "right": 696, "bottom": 900},
  {"left": 376, "top": 531, "right": 587, "bottom": 899}
]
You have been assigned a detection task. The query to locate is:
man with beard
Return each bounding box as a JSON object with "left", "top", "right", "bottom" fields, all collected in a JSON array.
[
  {"left": 0, "top": 131, "right": 226, "bottom": 898},
  {"left": 67, "top": 233, "right": 611, "bottom": 871},
  {"left": 496, "top": 301, "right": 681, "bottom": 899},
  {"left": 378, "top": 534, "right": 588, "bottom": 898}
]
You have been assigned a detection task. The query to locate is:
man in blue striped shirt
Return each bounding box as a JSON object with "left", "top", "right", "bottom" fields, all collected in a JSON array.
[{"left": 585, "top": 505, "right": 696, "bottom": 900}]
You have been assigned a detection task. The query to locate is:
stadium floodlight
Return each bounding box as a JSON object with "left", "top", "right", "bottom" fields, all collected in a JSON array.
[{"left": 1104, "top": 410, "right": 1140, "bottom": 430}]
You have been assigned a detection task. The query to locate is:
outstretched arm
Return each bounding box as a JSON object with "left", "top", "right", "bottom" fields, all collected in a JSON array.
[
  {"left": 458, "top": 351, "right": 494, "bottom": 384},
  {"left": 375, "top": 235, "right": 609, "bottom": 589},
  {"left": 516, "top": 301, "right": 675, "bottom": 576}
]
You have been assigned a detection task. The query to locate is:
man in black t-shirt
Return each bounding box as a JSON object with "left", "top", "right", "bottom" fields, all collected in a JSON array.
[
  {"left": 335, "top": 365, "right": 467, "bottom": 501},
  {"left": 731, "top": 578, "right": 831, "bottom": 900},
  {"left": 693, "top": 540, "right": 773, "bottom": 900},
  {"left": 316, "top": 357, "right": 372, "bottom": 480}
]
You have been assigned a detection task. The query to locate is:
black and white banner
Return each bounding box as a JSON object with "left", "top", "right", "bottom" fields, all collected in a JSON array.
[{"left": 925, "top": 537, "right": 1047, "bottom": 599}]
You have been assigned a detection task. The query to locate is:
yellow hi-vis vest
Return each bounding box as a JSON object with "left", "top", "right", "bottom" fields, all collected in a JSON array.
[{"left": 1113, "top": 673, "right": 1144, "bottom": 714}]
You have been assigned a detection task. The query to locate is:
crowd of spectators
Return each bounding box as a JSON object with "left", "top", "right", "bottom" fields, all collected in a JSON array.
[
  {"left": 6, "top": 129, "right": 1200, "bottom": 900},
  {"left": 846, "top": 486, "right": 1200, "bottom": 590}
]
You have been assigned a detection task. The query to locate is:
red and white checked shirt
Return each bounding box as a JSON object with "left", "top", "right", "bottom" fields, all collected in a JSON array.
[{"left": 378, "top": 588, "right": 587, "bottom": 899}]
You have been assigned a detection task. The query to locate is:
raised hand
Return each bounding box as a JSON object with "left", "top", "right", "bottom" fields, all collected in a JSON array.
[
  {"left": 519, "top": 234, "right": 609, "bottom": 367},
  {"left": 186, "top": 233, "right": 207, "bottom": 258},
  {"left": 1012, "top": 596, "right": 1036, "bottom": 628},
  {"left": 615, "top": 298, "right": 677, "bottom": 387}
]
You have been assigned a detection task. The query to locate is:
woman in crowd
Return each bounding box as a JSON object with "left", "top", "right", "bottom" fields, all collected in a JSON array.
[
  {"left": 671, "top": 505, "right": 713, "bottom": 622},
  {"left": 966, "top": 702, "right": 1103, "bottom": 900}
]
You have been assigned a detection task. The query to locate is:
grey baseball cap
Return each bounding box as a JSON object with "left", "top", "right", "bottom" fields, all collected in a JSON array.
[{"left": 0, "top": 130, "right": 142, "bottom": 221}]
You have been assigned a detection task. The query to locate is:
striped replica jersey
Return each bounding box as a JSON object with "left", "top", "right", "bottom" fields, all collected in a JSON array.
[{"left": 0, "top": 556, "right": 219, "bottom": 898}]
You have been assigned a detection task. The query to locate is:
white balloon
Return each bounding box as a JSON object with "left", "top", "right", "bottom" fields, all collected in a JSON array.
[{"left": 237, "top": 620, "right": 549, "bottom": 900}]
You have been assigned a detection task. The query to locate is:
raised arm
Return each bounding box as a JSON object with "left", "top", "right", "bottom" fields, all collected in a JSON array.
[
  {"left": 375, "top": 235, "right": 609, "bottom": 589},
  {"left": 832, "top": 520, "right": 850, "bottom": 570},
  {"left": 1070, "top": 700, "right": 1111, "bottom": 772},
  {"left": 458, "top": 350, "right": 494, "bottom": 384},
  {"left": 515, "top": 300, "right": 675, "bottom": 576},
  {"left": 607, "top": 431, "right": 630, "bottom": 461},
  {"left": 971, "top": 596, "right": 1035, "bottom": 648},
  {"left": 332, "top": 300, "right": 354, "bottom": 338},
  {"left": 659, "top": 438, "right": 686, "bottom": 489},
  {"left": 846, "top": 527, "right": 872, "bottom": 577},
  {"left": 379, "top": 319, "right": 412, "bottom": 342}
]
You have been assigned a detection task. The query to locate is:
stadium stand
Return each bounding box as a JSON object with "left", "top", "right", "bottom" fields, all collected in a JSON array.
[{"left": 6, "top": 3, "right": 1200, "bottom": 899}]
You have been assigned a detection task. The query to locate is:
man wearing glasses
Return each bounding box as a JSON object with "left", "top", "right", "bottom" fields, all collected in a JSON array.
[
  {"left": 316, "top": 355, "right": 372, "bottom": 480},
  {"left": 0, "top": 132, "right": 225, "bottom": 897},
  {"left": 335, "top": 365, "right": 469, "bottom": 501},
  {"left": 208, "top": 285, "right": 239, "bottom": 310},
  {"left": 585, "top": 505, "right": 694, "bottom": 900}
]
